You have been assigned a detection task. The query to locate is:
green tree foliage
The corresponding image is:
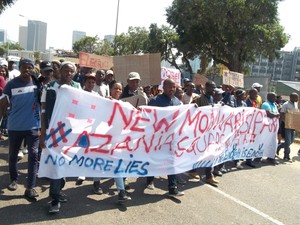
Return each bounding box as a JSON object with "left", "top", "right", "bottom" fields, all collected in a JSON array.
[
  {"left": 113, "top": 26, "right": 150, "bottom": 55},
  {"left": 73, "top": 36, "right": 100, "bottom": 54},
  {"left": 166, "top": 0, "right": 289, "bottom": 73},
  {"left": 0, "top": 0, "right": 16, "bottom": 14}
]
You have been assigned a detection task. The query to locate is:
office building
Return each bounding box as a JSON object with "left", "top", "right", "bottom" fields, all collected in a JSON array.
[
  {"left": 18, "top": 26, "right": 27, "bottom": 49},
  {"left": 0, "top": 29, "right": 7, "bottom": 44},
  {"left": 249, "top": 47, "right": 300, "bottom": 81},
  {"left": 27, "top": 20, "right": 47, "bottom": 52},
  {"left": 72, "top": 31, "right": 86, "bottom": 45}
]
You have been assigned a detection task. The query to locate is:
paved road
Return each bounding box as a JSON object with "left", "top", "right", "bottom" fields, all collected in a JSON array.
[{"left": 1, "top": 139, "right": 300, "bottom": 225}]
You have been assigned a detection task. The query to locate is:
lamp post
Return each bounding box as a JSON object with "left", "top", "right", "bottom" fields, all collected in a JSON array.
[
  {"left": 19, "top": 14, "right": 36, "bottom": 51},
  {"left": 115, "top": 0, "right": 120, "bottom": 37}
]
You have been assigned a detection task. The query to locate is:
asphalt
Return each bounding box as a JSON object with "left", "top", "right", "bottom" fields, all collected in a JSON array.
[{"left": 1, "top": 137, "right": 300, "bottom": 225}]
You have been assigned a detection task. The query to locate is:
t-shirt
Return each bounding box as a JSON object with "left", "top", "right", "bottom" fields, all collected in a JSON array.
[
  {"left": 261, "top": 100, "right": 278, "bottom": 114},
  {"left": 93, "top": 83, "right": 109, "bottom": 97},
  {"left": 3, "top": 76, "right": 41, "bottom": 130},
  {"left": 182, "top": 93, "right": 199, "bottom": 104}
]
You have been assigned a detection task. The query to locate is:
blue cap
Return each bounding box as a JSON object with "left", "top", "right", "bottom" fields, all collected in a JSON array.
[{"left": 19, "top": 58, "right": 34, "bottom": 69}]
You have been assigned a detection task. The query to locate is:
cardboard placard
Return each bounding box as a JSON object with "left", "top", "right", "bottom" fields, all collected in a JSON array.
[
  {"left": 113, "top": 53, "right": 161, "bottom": 86},
  {"left": 285, "top": 111, "right": 300, "bottom": 131},
  {"left": 222, "top": 70, "right": 244, "bottom": 88},
  {"left": 193, "top": 74, "right": 209, "bottom": 86},
  {"left": 79, "top": 52, "right": 113, "bottom": 69}
]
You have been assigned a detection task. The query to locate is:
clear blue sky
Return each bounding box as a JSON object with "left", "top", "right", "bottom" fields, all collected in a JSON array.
[{"left": 0, "top": 0, "right": 299, "bottom": 51}]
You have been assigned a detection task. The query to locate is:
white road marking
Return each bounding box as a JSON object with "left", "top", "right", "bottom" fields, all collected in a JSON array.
[{"left": 204, "top": 182, "right": 285, "bottom": 225}]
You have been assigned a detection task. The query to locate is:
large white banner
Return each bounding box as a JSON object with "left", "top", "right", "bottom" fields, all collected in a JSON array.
[{"left": 39, "top": 86, "right": 278, "bottom": 179}]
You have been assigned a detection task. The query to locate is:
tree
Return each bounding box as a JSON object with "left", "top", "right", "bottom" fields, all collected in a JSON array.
[
  {"left": 166, "top": 0, "right": 289, "bottom": 73},
  {"left": 0, "top": 0, "right": 16, "bottom": 14},
  {"left": 73, "top": 36, "right": 100, "bottom": 55}
]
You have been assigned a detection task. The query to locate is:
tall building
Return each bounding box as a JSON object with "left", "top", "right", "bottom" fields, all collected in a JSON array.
[
  {"left": 27, "top": 20, "right": 47, "bottom": 52},
  {"left": 0, "top": 29, "right": 7, "bottom": 44},
  {"left": 72, "top": 31, "right": 86, "bottom": 45},
  {"left": 104, "top": 35, "right": 115, "bottom": 43},
  {"left": 249, "top": 48, "right": 300, "bottom": 81},
  {"left": 18, "top": 26, "right": 27, "bottom": 49}
]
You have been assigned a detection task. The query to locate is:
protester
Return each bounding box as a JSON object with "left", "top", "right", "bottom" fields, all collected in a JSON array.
[
  {"left": 145, "top": 78, "right": 184, "bottom": 197},
  {"left": 251, "top": 82, "right": 263, "bottom": 108},
  {"left": 182, "top": 82, "right": 199, "bottom": 104},
  {"left": 93, "top": 69, "right": 109, "bottom": 97},
  {"left": 277, "top": 93, "right": 299, "bottom": 160},
  {"left": 40, "top": 61, "right": 81, "bottom": 213},
  {"left": 0, "top": 58, "right": 41, "bottom": 200},
  {"left": 260, "top": 92, "right": 280, "bottom": 165}
]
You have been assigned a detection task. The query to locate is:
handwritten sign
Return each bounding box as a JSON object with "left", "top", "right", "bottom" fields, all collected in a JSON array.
[
  {"left": 39, "top": 86, "right": 278, "bottom": 179},
  {"left": 223, "top": 70, "right": 244, "bottom": 88},
  {"left": 193, "top": 74, "right": 208, "bottom": 86},
  {"left": 161, "top": 67, "right": 181, "bottom": 87},
  {"left": 79, "top": 52, "right": 113, "bottom": 69}
]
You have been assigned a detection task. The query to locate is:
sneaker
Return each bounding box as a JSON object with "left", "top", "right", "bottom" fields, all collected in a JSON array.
[
  {"left": 17, "top": 151, "right": 24, "bottom": 161},
  {"left": 235, "top": 161, "right": 244, "bottom": 169},
  {"left": 168, "top": 188, "right": 184, "bottom": 197},
  {"left": 22, "top": 148, "right": 28, "bottom": 154},
  {"left": 245, "top": 161, "right": 256, "bottom": 168},
  {"left": 8, "top": 180, "right": 18, "bottom": 191},
  {"left": 266, "top": 158, "right": 279, "bottom": 165},
  {"left": 58, "top": 192, "right": 68, "bottom": 203},
  {"left": 219, "top": 167, "right": 227, "bottom": 173},
  {"left": 118, "top": 190, "right": 131, "bottom": 202},
  {"left": 75, "top": 178, "right": 84, "bottom": 185},
  {"left": 213, "top": 171, "right": 223, "bottom": 177},
  {"left": 49, "top": 201, "right": 61, "bottom": 214},
  {"left": 283, "top": 157, "right": 291, "bottom": 161},
  {"left": 206, "top": 177, "right": 219, "bottom": 185},
  {"left": 24, "top": 188, "right": 39, "bottom": 199},
  {"left": 146, "top": 181, "right": 155, "bottom": 190},
  {"left": 188, "top": 172, "right": 200, "bottom": 179},
  {"left": 93, "top": 181, "right": 103, "bottom": 195}
]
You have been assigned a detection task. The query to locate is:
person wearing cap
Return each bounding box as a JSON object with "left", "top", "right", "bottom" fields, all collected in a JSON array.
[
  {"left": 251, "top": 83, "right": 263, "bottom": 108},
  {"left": 182, "top": 82, "right": 199, "bottom": 104},
  {"left": 146, "top": 78, "right": 184, "bottom": 197},
  {"left": 120, "top": 72, "right": 148, "bottom": 103},
  {"left": 93, "top": 70, "right": 110, "bottom": 97},
  {"left": 182, "top": 78, "right": 191, "bottom": 92},
  {"left": 104, "top": 69, "right": 114, "bottom": 86},
  {"left": 39, "top": 61, "right": 55, "bottom": 85},
  {"left": 0, "top": 58, "right": 42, "bottom": 200},
  {"left": 39, "top": 61, "right": 81, "bottom": 214}
]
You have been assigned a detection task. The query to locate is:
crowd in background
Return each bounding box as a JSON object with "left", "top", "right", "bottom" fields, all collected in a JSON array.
[{"left": 0, "top": 57, "right": 299, "bottom": 214}]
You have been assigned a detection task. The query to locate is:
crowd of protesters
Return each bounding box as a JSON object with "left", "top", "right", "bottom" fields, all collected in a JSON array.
[{"left": 0, "top": 57, "right": 299, "bottom": 214}]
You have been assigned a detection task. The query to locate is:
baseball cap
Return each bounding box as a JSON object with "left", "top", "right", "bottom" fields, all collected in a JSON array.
[
  {"left": 0, "top": 59, "right": 8, "bottom": 67},
  {"left": 251, "top": 83, "right": 263, "bottom": 88},
  {"left": 214, "top": 88, "right": 225, "bottom": 95},
  {"left": 106, "top": 69, "right": 114, "bottom": 75},
  {"left": 128, "top": 72, "right": 141, "bottom": 80},
  {"left": 40, "top": 61, "right": 53, "bottom": 71},
  {"left": 235, "top": 89, "right": 246, "bottom": 96},
  {"left": 84, "top": 73, "right": 96, "bottom": 82},
  {"left": 19, "top": 58, "right": 34, "bottom": 69}
]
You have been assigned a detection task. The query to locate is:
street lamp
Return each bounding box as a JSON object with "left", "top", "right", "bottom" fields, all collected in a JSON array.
[
  {"left": 19, "top": 14, "right": 36, "bottom": 51},
  {"left": 115, "top": 0, "right": 120, "bottom": 37}
]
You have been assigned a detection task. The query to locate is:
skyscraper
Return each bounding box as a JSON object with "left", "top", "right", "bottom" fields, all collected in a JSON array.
[
  {"left": 72, "top": 31, "right": 86, "bottom": 45},
  {"left": 18, "top": 26, "right": 27, "bottom": 49},
  {"left": 27, "top": 20, "right": 47, "bottom": 52},
  {"left": 0, "top": 29, "right": 7, "bottom": 44}
]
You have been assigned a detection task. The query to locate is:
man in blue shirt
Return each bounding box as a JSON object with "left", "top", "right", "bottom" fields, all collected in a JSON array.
[
  {"left": 0, "top": 58, "right": 42, "bottom": 200},
  {"left": 146, "top": 78, "right": 184, "bottom": 197}
]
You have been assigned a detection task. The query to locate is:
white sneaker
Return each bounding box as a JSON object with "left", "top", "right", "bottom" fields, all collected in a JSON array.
[{"left": 18, "top": 151, "right": 24, "bottom": 161}]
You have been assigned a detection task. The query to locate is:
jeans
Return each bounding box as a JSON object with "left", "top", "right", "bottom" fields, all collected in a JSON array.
[
  {"left": 284, "top": 129, "right": 295, "bottom": 158},
  {"left": 147, "top": 175, "right": 177, "bottom": 190},
  {"left": 49, "top": 178, "right": 66, "bottom": 203},
  {"left": 93, "top": 177, "right": 125, "bottom": 191},
  {"left": 8, "top": 130, "right": 39, "bottom": 189}
]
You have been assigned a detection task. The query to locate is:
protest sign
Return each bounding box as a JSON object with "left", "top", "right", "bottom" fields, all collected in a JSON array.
[
  {"left": 193, "top": 74, "right": 209, "bottom": 86},
  {"left": 113, "top": 53, "right": 161, "bottom": 86},
  {"left": 39, "top": 86, "right": 278, "bottom": 179},
  {"left": 223, "top": 70, "right": 244, "bottom": 88},
  {"left": 161, "top": 67, "right": 181, "bottom": 87},
  {"left": 285, "top": 110, "right": 300, "bottom": 131},
  {"left": 79, "top": 52, "right": 113, "bottom": 70}
]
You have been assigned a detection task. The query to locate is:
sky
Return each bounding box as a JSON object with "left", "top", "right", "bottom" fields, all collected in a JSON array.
[{"left": 0, "top": 0, "right": 299, "bottom": 51}]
